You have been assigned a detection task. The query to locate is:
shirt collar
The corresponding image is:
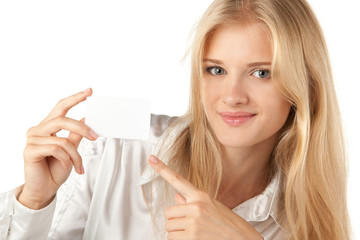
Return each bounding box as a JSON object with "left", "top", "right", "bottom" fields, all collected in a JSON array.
[
  {"left": 231, "top": 170, "right": 281, "bottom": 222},
  {"left": 139, "top": 160, "right": 282, "bottom": 219},
  {"left": 137, "top": 116, "right": 283, "bottom": 227}
]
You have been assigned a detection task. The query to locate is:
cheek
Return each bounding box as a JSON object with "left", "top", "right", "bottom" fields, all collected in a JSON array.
[
  {"left": 277, "top": 101, "right": 291, "bottom": 126},
  {"left": 254, "top": 83, "right": 290, "bottom": 126},
  {"left": 258, "top": 82, "right": 290, "bottom": 112},
  {"left": 263, "top": 94, "right": 291, "bottom": 127},
  {"left": 273, "top": 89, "right": 291, "bottom": 121}
]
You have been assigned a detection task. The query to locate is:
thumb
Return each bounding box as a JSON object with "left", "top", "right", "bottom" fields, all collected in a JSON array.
[
  {"left": 68, "top": 118, "right": 86, "bottom": 148},
  {"left": 175, "top": 193, "right": 187, "bottom": 205}
]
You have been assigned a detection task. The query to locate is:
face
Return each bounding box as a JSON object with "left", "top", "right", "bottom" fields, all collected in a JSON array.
[{"left": 201, "top": 22, "right": 291, "bottom": 150}]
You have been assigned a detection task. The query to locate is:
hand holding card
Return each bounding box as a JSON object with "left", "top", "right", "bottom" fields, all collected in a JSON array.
[{"left": 85, "top": 96, "right": 151, "bottom": 139}]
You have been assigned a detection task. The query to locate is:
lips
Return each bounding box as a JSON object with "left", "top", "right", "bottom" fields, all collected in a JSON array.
[{"left": 219, "top": 112, "right": 256, "bottom": 127}]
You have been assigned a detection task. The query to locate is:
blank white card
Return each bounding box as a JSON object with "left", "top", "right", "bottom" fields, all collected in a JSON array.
[{"left": 85, "top": 96, "right": 151, "bottom": 139}]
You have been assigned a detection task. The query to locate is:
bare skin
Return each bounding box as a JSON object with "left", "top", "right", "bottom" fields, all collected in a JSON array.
[
  {"left": 217, "top": 134, "right": 276, "bottom": 209},
  {"left": 16, "top": 22, "right": 289, "bottom": 239},
  {"left": 201, "top": 22, "right": 290, "bottom": 209},
  {"left": 149, "top": 155, "right": 264, "bottom": 240},
  {"left": 19, "top": 88, "right": 97, "bottom": 210}
]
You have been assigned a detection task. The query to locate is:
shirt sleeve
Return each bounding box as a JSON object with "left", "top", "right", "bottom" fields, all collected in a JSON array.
[
  {"left": 0, "top": 185, "right": 57, "bottom": 240},
  {"left": 0, "top": 137, "right": 107, "bottom": 240}
]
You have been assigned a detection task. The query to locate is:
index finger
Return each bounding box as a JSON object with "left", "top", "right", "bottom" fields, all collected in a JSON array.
[
  {"left": 41, "top": 88, "right": 93, "bottom": 124},
  {"left": 148, "top": 155, "right": 199, "bottom": 200}
]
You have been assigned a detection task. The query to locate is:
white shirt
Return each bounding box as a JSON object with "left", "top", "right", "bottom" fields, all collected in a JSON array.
[{"left": 0, "top": 114, "right": 289, "bottom": 240}]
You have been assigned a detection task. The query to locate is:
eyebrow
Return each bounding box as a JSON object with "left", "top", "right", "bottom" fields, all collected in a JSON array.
[{"left": 203, "top": 58, "right": 271, "bottom": 67}]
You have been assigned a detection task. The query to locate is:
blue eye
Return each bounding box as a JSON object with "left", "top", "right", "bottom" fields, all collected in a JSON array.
[
  {"left": 252, "top": 69, "right": 270, "bottom": 79},
  {"left": 206, "top": 66, "right": 227, "bottom": 76}
]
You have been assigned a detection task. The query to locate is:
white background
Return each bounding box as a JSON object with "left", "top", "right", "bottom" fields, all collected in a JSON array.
[{"left": 0, "top": 0, "right": 359, "bottom": 238}]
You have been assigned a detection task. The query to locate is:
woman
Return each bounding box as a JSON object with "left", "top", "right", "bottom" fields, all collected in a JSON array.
[{"left": 0, "top": 0, "right": 351, "bottom": 239}]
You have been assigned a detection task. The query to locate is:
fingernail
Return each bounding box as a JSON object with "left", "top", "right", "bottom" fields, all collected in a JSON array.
[
  {"left": 149, "top": 155, "right": 158, "bottom": 163},
  {"left": 89, "top": 130, "right": 98, "bottom": 139},
  {"left": 80, "top": 165, "right": 85, "bottom": 174},
  {"left": 82, "top": 88, "right": 91, "bottom": 93}
]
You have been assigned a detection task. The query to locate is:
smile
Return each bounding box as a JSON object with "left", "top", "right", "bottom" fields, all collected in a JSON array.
[{"left": 219, "top": 112, "right": 256, "bottom": 127}]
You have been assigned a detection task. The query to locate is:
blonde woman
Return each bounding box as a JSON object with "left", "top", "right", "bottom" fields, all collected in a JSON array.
[{"left": 0, "top": 0, "right": 351, "bottom": 239}]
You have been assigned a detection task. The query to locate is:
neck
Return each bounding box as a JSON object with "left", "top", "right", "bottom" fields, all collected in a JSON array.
[{"left": 217, "top": 135, "right": 277, "bottom": 209}]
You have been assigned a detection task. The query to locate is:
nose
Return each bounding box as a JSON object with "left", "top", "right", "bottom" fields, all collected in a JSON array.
[{"left": 222, "top": 76, "right": 249, "bottom": 106}]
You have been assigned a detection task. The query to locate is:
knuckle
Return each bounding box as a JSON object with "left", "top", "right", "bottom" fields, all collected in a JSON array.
[
  {"left": 50, "top": 145, "right": 63, "bottom": 155},
  {"left": 187, "top": 226, "right": 199, "bottom": 239},
  {"left": 167, "top": 233, "right": 175, "bottom": 240},
  {"left": 71, "top": 120, "right": 83, "bottom": 133},
  {"left": 192, "top": 202, "right": 205, "bottom": 217},
  {"left": 23, "top": 144, "right": 38, "bottom": 161},
  {"left": 164, "top": 221, "right": 170, "bottom": 231},
  {"left": 157, "top": 163, "right": 166, "bottom": 172},
  {"left": 76, "top": 122, "right": 85, "bottom": 133},
  {"left": 50, "top": 144, "right": 59, "bottom": 152},
  {"left": 53, "top": 116, "right": 69, "bottom": 129},
  {"left": 197, "top": 191, "right": 210, "bottom": 201},
  {"left": 23, "top": 145, "right": 32, "bottom": 157},
  {"left": 26, "top": 136, "right": 34, "bottom": 144},
  {"left": 26, "top": 127, "right": 35, "bottom": 137},
  {"left": 58, "top": 137, "right": 70, "bottom": 147},
  {"left": 164, "top": 208, "right": 170, "bottom": 219},
  {"left": 164, "top": 206, "right": 175, "bottom": 219},
  {"left": 189, "top": 223, "right": 201, "bottom": 238},
  {"left": 54, "top": 116, "right": 66, "bottom": 123},
  {"left": 57, "top": 97, "right": 67, "bottom": 106},
  {"left": 189, "top": 217, "right": 197, "bottom": 226},
  {"left": 54, "top": 100, "right": 68, "bottom": 115},
  {"left": 174, "top": 173, "right": 182, "bottom": 180},
  {"left": 192, "top": 230, "right": 201, "bottom": 239},
  {"left": 171, "top": 173, "right": 183, "bottom": 183},
  {"left": 167, "top": 232, "right": 181, "bottom": 240}
]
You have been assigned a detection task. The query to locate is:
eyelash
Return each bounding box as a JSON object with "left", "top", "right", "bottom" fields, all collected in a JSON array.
[
  {"left": 205, "top": 66, "right": 271, "bottom": 79},
  {"left": 205, "top": 66, "right": 226, "bottom": 75}
]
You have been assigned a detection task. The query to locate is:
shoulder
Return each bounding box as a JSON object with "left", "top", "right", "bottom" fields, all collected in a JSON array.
[{"left": 149, "top": 114, "right": 179, "bottom": 142}]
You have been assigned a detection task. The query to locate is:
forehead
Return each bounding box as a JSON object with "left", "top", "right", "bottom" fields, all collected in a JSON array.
[{"left": 204, "top": 22, "right": 273, "bottom": 63}]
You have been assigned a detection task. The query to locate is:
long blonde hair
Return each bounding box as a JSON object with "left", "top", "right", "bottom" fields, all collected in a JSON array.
[{"left": 152, "top": 0, "right": 351, "bottom": 239}]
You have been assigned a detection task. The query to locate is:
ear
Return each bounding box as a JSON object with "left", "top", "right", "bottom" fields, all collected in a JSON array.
[{"left": 174, "top": 193, "right": 187, "bottom": 205}]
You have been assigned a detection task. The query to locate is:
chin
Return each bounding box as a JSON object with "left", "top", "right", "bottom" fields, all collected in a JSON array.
[
  {"left": 213, "top": 128, "right": 255, "bottom": 149},
  {"left": 218, "top": 137, "right": 255, "bottom": 149}
]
